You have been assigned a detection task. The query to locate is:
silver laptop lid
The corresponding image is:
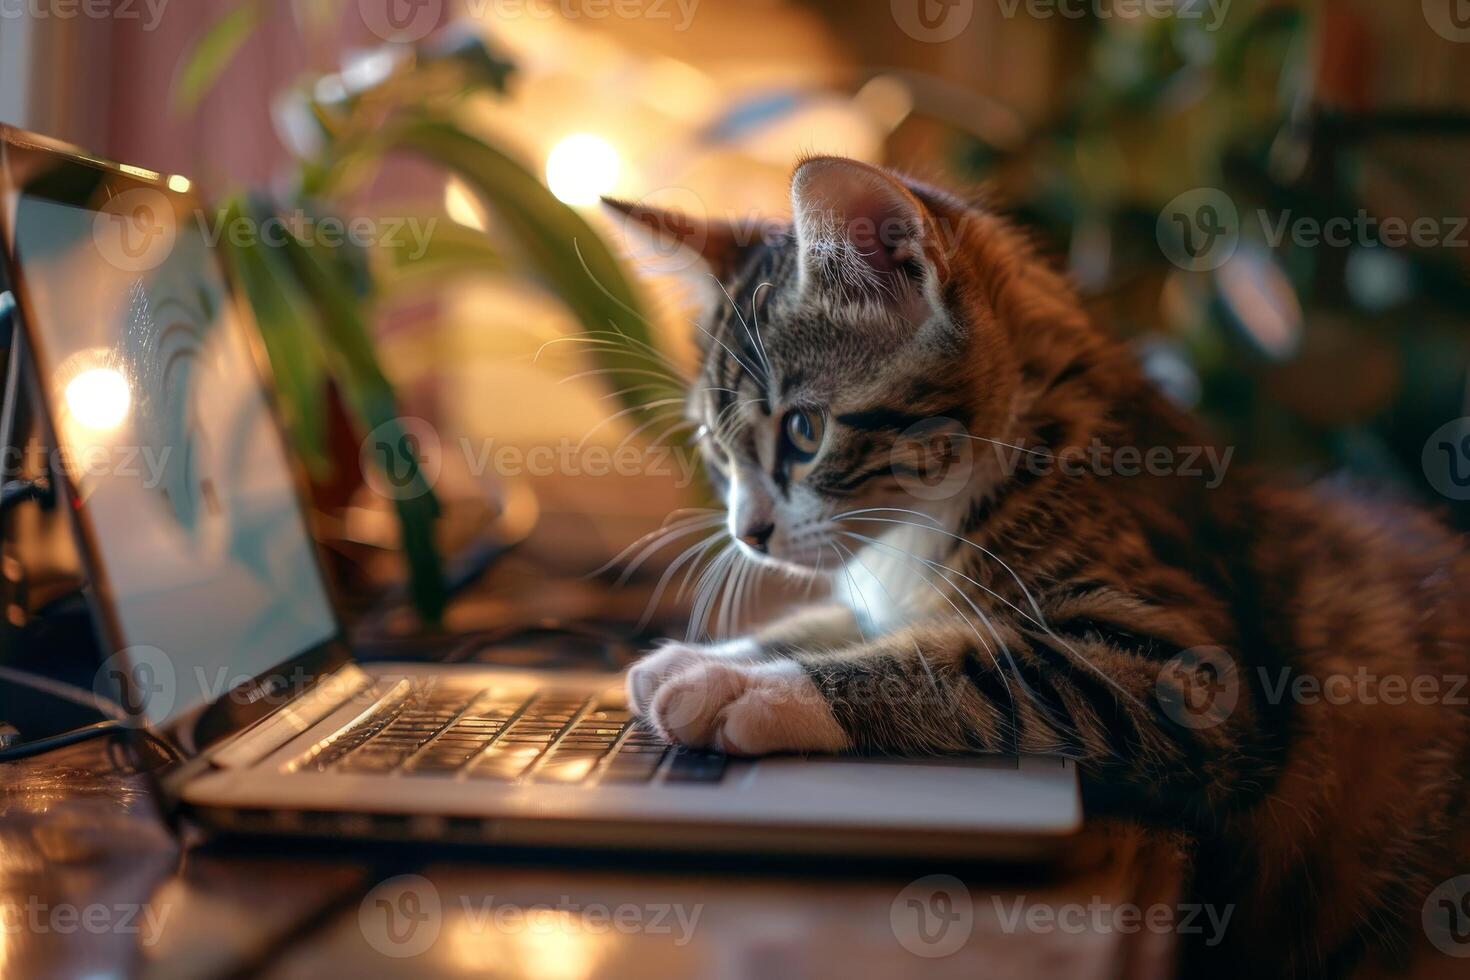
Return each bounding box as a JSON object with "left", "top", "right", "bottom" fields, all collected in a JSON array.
[{"left": 0, "top": 127, "right": 343, "bottom": 737}]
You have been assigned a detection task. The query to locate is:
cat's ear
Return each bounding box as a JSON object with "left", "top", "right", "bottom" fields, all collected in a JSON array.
[
  {"left": 601, "top": 197, "right": 767, "bottom": 283},
  {"left": 789, "top": 156, "right": 951, "bottom": 304}
]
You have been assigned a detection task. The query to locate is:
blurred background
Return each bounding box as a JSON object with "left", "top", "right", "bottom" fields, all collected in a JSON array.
[{"left": 2, "top": 0, "right": 1468, "bottom": 631}]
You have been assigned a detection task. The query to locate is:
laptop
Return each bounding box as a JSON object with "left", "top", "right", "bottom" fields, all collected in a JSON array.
[{"left": 0, "top": 126, "right": 1080, "bottom": 858}]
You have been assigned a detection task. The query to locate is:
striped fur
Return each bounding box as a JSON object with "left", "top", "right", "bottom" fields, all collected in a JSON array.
[{"left": 617, "top": 158, "right": 1470, "bottom": 978}]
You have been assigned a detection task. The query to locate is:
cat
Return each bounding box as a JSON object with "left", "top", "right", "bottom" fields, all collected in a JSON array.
[{"left": 605, "top": 156, "right": 1470, "bottom": 979}]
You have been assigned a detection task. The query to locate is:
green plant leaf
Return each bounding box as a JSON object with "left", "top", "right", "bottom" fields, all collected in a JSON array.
[
  {"left": 214, "top": 197, "right": 331, "bottom": 475},
  {"left": 173, "top": 0, "right": 265, "bottom": 115},
  {"left": 370, "top": 219, "right": 507, "bottom": 296},
  {"left": 252, "top": 195, "right": 448, "bottom": 621}
]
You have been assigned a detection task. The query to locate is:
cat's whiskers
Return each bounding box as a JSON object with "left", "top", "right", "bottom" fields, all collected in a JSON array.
[
  {"left": 588, "top": 511, "right": 723, "bottom": 581},
  {"left": 834, "top": 515, "right": 1141, "bottom": 711},
  {"left": 712, "top": 275, "right": 773, "bottom": 382},
  {"left": 577, "top": 398, "right": 687, "bottom": 452},
  {"left": 833, "top": 529, "right": 1013, "bottom": 707},
  {"left": 832, "top": 509, "right": 1049, "bottom": 625},
  {"left": 712, "top": 397, "right": 766, "bottom": 444},
  {"left": 636, "top": 529, "right": 729, "bottom": 632},
  {"left": 614, "top": 517, "right": 728, "bottom": 587},
  {"left": 686, "top": 543, "right": 739, "bottom": 642}
]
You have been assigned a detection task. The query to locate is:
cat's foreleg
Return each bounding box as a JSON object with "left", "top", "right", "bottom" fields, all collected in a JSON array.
[{"left": 637, "top": 617, "right": 1257, "bottom": 815}]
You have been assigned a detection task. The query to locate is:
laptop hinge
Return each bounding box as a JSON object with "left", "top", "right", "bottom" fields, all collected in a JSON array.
[{"left": 210, "top": 664, "right": 374, "bottom": 769}]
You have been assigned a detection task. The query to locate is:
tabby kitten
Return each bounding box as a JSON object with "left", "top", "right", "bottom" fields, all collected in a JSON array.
[{"left": 608, "top": 157, "right": 1470, "bottom": 979}]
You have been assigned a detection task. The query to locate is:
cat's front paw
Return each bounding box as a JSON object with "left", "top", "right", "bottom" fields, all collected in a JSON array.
[
  {"left": 639, "top": 658, "right": 850, "bottom": 756},
  {"left": 625, "top": 639, "right": 760, "bottom": 716}
]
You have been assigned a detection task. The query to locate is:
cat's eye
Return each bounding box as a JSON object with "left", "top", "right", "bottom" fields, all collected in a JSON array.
[{"left": 781, "top": 408, "right": 824, "bottom": 461}]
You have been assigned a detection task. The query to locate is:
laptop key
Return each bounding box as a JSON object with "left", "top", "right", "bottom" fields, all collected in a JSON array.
[
  {"left": 531, "top": 752, "right": 603, "bottom": 784},
  {"left": 663, "top": 748, "right": 727, "bottom": 783}
]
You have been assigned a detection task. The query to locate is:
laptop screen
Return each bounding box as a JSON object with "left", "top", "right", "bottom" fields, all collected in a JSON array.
[{"left": 7, "top": 170, "right": 338, "bottom": 727}]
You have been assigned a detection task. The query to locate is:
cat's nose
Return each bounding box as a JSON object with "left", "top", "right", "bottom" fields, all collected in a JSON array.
[{"left": 738, "top": 522, "right": 775, "bottom": 553}]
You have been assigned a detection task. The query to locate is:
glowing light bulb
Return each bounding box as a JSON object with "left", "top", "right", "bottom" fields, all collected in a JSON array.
[
  {"left": 545, "top": 134, "right": 621, "bottom": 207},
  {"left": 65, "top": 368, "right": 131, "bottom": 431}
]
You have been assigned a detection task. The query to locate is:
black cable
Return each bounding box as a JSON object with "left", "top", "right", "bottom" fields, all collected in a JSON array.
[{"left": 0, "top": 718, "right": 182, "bottom": 763}]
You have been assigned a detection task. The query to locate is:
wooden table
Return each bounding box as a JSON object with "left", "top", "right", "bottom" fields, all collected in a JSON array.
[{"left": 0, "top": 735, "right": 1188, "bottom": 980}]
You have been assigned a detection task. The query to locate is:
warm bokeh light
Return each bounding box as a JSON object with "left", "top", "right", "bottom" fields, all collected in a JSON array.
[
  {"left": 545, "top": 134, "right": 621, "bottom": 207},
  {"left": 166, "top": 174, "right": 192, "bottom": 193},
  {"left": 64, "top": 367, "right": 131, "bottom": 431}
]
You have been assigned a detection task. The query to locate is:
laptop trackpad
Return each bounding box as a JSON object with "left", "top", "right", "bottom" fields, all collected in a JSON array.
[{"left": 739, "top": 754, "right": 1079, "bottom": 832}]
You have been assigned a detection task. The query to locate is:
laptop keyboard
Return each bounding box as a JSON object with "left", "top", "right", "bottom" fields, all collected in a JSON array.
[{"left": 287, "top": 684, "right": 727, "bottom": 786}]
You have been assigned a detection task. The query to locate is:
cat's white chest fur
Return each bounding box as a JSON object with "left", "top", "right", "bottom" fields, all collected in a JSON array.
[{"left": 831, "top": 522, "right": 946, "bottom": 633}]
